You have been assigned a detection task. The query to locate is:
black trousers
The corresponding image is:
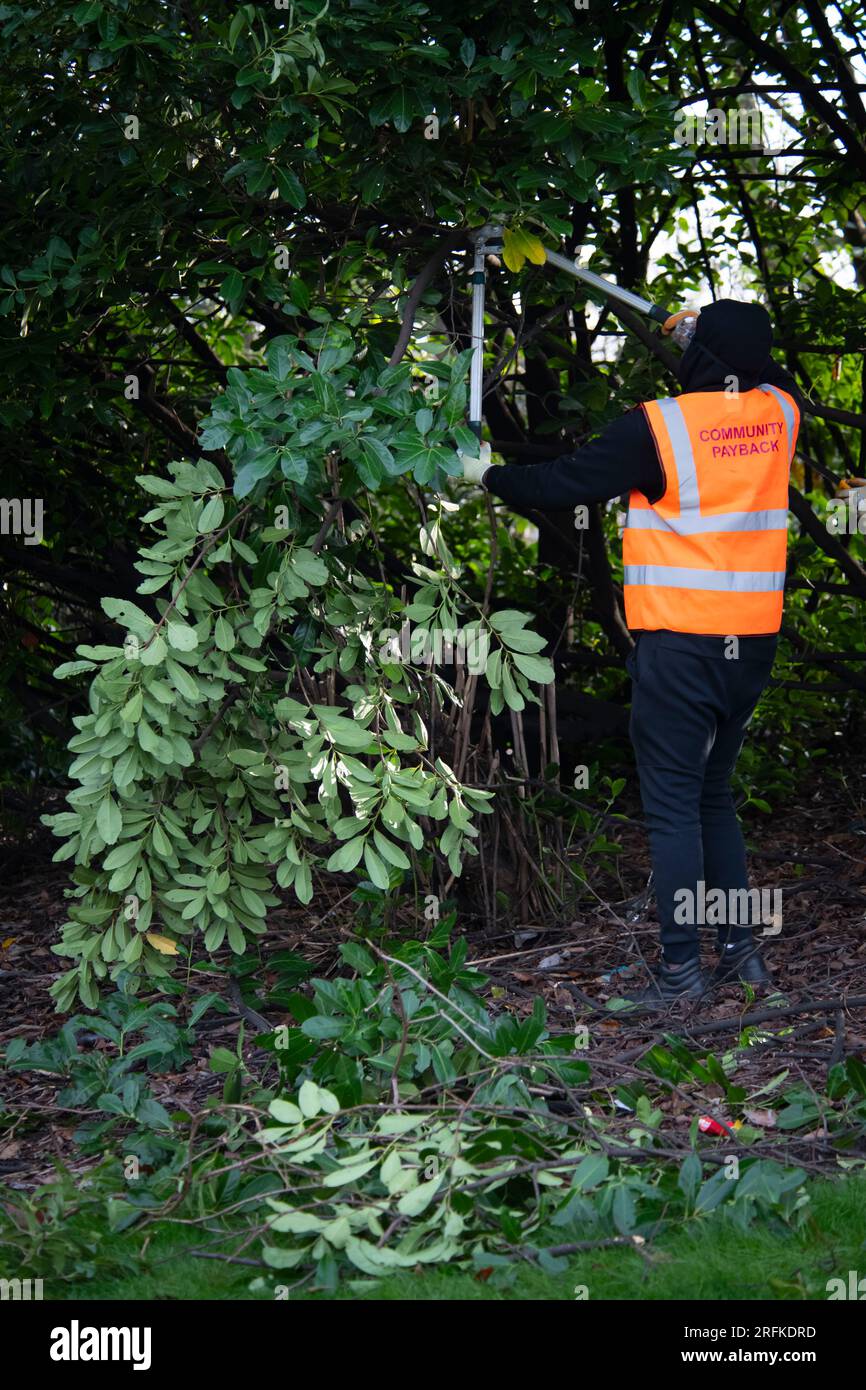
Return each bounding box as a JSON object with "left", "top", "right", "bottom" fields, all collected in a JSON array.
[{"left": 626, "top": 629, "right": 777, "bottom": 964}]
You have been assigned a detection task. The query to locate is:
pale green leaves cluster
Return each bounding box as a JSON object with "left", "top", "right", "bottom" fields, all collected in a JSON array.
[
  {"left": 257, "top": 1083, "right": 563, "bottom": 1277},
  {"left": 44, "top": 327, "right": 552, "bottom": 1009},
  {"left": 475, "top": 609, "right": 553, "bottom": 714}
]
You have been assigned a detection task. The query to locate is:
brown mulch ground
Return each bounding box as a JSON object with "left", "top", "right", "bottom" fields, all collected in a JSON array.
[{"left": 2, "top": 788, "right": 866, "bottom": 1190}]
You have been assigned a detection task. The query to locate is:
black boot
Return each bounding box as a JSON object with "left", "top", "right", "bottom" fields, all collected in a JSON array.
[
  {"left": 712, "top": 939, "right": 771, "bottom": 985},
  {"left": 623, "top": 955, "right": 709, "bottom": 1008}
]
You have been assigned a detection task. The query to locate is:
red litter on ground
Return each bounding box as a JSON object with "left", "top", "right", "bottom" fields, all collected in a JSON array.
[{"left": 697, "top": 1115, "right": 728, "bottom": 1136}]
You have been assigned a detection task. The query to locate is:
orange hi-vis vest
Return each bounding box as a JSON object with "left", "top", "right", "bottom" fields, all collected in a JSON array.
[{"left": 623, "top": 383, "right": 800, "bottom": 635}]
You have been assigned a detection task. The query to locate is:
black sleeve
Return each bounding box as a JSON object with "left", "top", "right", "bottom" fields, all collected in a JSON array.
[
  {"left": 761, "top": 357, "right": 805, "bottom": 411},
  {"left": 483, "top": 407, "right": 664, "bottom": 511}
]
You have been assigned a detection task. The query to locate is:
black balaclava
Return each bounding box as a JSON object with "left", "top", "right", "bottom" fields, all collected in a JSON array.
[{"left": 676, "top": 298, "right": 773, "bottom": 393}]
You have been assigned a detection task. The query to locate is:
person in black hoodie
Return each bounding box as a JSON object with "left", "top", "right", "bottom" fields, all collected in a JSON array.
[{"left": 465, "top": 300, "right": 802, "bottom": 1006}]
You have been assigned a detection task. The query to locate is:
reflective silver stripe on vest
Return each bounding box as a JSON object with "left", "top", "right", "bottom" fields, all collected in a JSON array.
[
  {"left": 625, "top": 508, "right": 788, "bottom": 534},
  {"left": 656, "top": 398, "right": 701, "bottom": 510},
  {"left": 624, "top": 565, "right": 785, "bottom": 593},
  {"left": 759, "top": 383, "right": 797, "bottom": 464}
]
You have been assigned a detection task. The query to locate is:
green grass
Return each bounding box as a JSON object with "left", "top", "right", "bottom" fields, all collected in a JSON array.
[{"left": 36, "top": 1175, "right": 866, "bottom": 1302}]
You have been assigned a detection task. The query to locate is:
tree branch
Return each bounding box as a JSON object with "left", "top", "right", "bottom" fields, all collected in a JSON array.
[{"left": 388, "top": 229, "right": 466, "bottom": 367}]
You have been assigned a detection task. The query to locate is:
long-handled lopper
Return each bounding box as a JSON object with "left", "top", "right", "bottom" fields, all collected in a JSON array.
[{"left": 467, "top": 224, "right": 696, "bottom": 437}]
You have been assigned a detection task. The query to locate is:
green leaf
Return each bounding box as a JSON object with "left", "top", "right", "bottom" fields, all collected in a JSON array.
[
  {"left": 198, "top": 494, "right": 225, "bottom": 532},
  {"left": 120, "top": 689, "right": 142, "bottom": 723},
  {"left": 489, "top": 609, "right": 530, "bottom": 631},
  {"left": 326, "top": 837, "right": 366, "bottom": 873},
  {"left": 298, "top": 1079, "right": 324, "bottom": 1117},
  {"left": 54, "top": 660, "right": 97, "bottom": 679},
  {"left": 221, "top": 268, "right": 244, "bottom": 302},
  {"left": 166, "top": 621, "right": 198, "bottom": 652},
  {"left": 292, "top": 548, "right": 329, "bottom": 585},
  {"left": 571, "top": 1153, "right": 609, "bottom": 1191},
  {"left": 355, "top": 439, "right": 385, "bottom": 490},
  {"left": 321, "top": 1155, "right": 379, "bottom": 1187},
  {"left": 626, "top": 68, "right": 648, "bottom": 110},
  {"left": 612, "top": 1184, "right": 636, "bottom": 1234},
  {"left": 498, "top": 628, "right": 547, "bottom": 654},
  {"left": 363, "top": 842, "right": 390, "bottom": 889},
  {"left": 113, "top": 747, "right": 140, "bottom": 789},
  {"left": 501, "top": 664, "right": 524, "bottom": 711},
  {"left": 269, "top": 1211, "right": 325, "bottom": 1235},
  {"left": 102, "top": 838, "right": 143, "bottom": 870},
  {"left": 227, "top": 748, "right": 265, "bottom": 767},
  {"left": 269, "top": 1098, "right": 303, "bottom": 1125},
  {"left": 214, "top": 615, "right": 235, "bottom": 651},
  {"left": 845, "top": 1056, "right": 866, "bottom": 1097},
  {"left": 165, "top": 659, "right": 202, "bottom": 702},
  {"left": 295, "top": 859, "right": 313, "bottom": 904},
  {"left": 392, "top": 434, "right": 457, "bottom": 485},
  {"left": 678, "top": 1151, "right": 702, "bottom": 1201},
  {"left": 314, "top": 706, "right": 376, "bottom": 752},
  {"left": 340, "top": 941, "right": 376, "bottom": 974},
  {"left": 300, "top": 1014, "right": 345, "bottom": 1040},
  {"left": 389, "top": 88, "right": 413, "bottom": 134},
  {"left": 262, "top": 1246, "right": 307, "bottom": 1269},
  {"left": 359, "top": 435, "right": 395, "bottom": 483},
  {"left": 228, "top": 9, "right": 248, "bottom": 49},
  {"left": 396, "top": 1173, "right": 444, "bottom": 1216},
  {"left": 139, "top": 635, "right": 167, "bottom": 668},
  {"left": 102, "top": 598, "right": 153, "bottom": 638},
  {"left": 96, "top": 795, "right": 122, "bottom": 846},
  {"left": 373, "top": 828, "right": 410, "bottom": 869},
  {"left": 234, "top": 452, "right": 278, "bottom": 498},
  {"left": 511, "top": 651, "right": 554, "bottom": 683},
  {"left": 275, "top": 167, "right": 307, "bottom": 209},
  {"left": 502, "top": 227, "right": 531, "bottom": 273}
]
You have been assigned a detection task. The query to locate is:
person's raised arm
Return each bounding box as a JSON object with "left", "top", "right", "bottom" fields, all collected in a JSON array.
[{"left": 463, "top": 407, "right": 663, "bottom": 511}]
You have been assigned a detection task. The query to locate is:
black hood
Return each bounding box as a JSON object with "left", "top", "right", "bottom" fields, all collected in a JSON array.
[{"left": 676, "top": 298, "right": 773, "bottom": 393}]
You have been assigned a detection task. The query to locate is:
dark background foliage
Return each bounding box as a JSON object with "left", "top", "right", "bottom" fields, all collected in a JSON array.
[{"left": 1, "top": 0, "right": 864, "bottom": 816}]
